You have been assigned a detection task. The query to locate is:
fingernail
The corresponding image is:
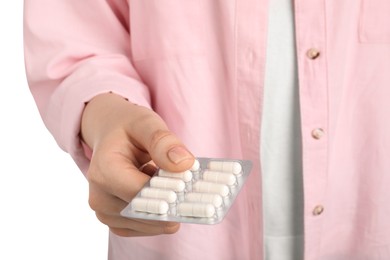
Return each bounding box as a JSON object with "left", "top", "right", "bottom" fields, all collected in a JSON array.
[{"left": 167, "top": 146, "right": 193, "bottom": 165}]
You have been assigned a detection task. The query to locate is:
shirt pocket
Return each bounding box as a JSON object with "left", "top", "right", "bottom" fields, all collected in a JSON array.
[
  {"left": 359, "top": 0, "right": 390, "bottom": 43},
  {"left": 129, "top": 0, "right": 205, "bottom": 61}
]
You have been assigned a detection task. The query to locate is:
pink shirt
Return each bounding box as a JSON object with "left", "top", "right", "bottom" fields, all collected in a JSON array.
[{"left": 24, "top": 1, "right": 390, "bottom": 259}]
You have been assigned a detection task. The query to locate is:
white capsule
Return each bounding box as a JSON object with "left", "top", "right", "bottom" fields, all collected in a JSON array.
[
  {"left": 177, "top": 202, "right": 216, "bottom": 218},
  {"left": 140, "top": 187, "right": 177, "bottom": 203},
  {"left": 131, "top": 198, "right": 169, "bottom": 214},
  {"left": 158, "top": 169, "right": 193, "bottom": 182},
  {"left": 191, "top": 159, "right": 200, "bottom": 171},
  {"left": 185, "top": 192, "right": 223, "bottom": 208},
  {"left": 207, "top": 161, "right": 243, "bottom": 175},
  {"left": 193, "top": 181, "right": 230, "bottom": 197},
  {"left": 150, "top": 177, "right": 186, "bottom": 192},
  {"left": 202, "top": 170, "right": 237, "bottom": 186}
]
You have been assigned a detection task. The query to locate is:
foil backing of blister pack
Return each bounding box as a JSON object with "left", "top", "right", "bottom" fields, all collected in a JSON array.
[{"left": 120, "top": 157, "right": 253, "bottom": 224}]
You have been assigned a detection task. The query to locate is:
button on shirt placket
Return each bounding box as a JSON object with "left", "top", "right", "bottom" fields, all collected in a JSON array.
[{"left": 294, "top": 0, "right": 329, "bottom": 259}]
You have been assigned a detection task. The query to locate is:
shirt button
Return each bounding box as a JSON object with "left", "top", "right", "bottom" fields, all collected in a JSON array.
[
  {"left": 313, "top": 205, "right": 324, "bottom": 216},
  {"left": 307, "top": 48, "right": 320, "bottom": 59},
  {"left": 311, "top": 128, "right": 325, "bottom": 140}
]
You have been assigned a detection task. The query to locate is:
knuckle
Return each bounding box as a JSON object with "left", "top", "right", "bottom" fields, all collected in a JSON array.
[
  {"left": 88, "top": 191, "right": 100, "bottom": 211},
  {"left": 86, "top": 166, "right": 102, "bottom": 186},
  {"left": 86, "top": 164, "right": 108, "bottom": 191},
  {"left": 95, "top": 212, "right": 110, "bottom": 225},
  {"left": 87, "top": 185, "right": 106, "bottom": 212},
  {"left": 149, "top": 129, "right": 173, "bottom": 151}
]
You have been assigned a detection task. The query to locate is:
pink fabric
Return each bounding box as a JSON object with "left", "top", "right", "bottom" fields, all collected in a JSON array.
[{"left": 24, "top": 1, "right": 390, "bottom": 259}]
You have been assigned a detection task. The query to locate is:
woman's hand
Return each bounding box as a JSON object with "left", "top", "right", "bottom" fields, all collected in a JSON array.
[{"left": 81, "top": 93, "right": 194, "bottom": 237}]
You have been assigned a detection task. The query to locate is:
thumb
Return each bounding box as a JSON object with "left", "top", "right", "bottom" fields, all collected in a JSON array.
[
  {"left": 129, "top": 106, "right": 195, "bottom": 172},
  {"left": 149, "top": 129, "right": 195, "bottom": 172}
]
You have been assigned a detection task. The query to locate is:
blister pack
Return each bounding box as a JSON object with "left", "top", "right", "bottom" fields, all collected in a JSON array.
[{"left": 120, "top": 157, "right": 253, "bottom": 224}]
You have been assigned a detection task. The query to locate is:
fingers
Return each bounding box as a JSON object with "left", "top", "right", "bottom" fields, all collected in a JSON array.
[
  {"left": 110, "top": 223, "right": 180, "bottom": 237},
  {"left": 88, "top": 162, "right": 182, "bottom": 237},
  {"left": 127, "top": 105, "right": 195, "bottom": 172},
  {"left": 96, "top": 213, "right": 180, "bottom": 236},
  {"left": 90, "top": 185, "right": 180, "bottom": 237},
  {"left": 86, "top": 128, "right": 185, "bottom": 237},
  {"left": 88, "top": 152, "right": 150, "bottom": 202}
]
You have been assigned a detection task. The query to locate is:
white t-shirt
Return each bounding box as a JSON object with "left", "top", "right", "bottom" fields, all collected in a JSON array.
[{"left": 261, "top": 0, "right": 304, "bottom": 259}]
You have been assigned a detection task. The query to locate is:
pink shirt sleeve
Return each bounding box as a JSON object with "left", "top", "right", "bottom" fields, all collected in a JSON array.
[{"left": 24, "top": 0, "right": 151, "bottom": 174}]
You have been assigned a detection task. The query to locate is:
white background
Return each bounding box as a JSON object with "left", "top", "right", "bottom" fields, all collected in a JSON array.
[{"left": 0, "top": 2, "right": 108, "bottom": 259}]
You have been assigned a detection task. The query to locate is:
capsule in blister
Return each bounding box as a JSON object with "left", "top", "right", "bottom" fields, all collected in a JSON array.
[
  {"left": 191, "top": 159, "right": 201, "bottom": 172},
  {"left": 177, "top": 202, "right": 216, "bottom": 218},
  {"left": 150, "top": 176, "right": 185, "bottom": 192},
  {"left": 193, "top": 181, "right": 230, "bottom": 197},
  {"left": 131, "top": 198, "right": 169, "bottom": 214},
  {"left": 207, "top": 161, "right": 242, "bottom": 175},
  {"left": 158, "top": 169, "right": 193, "bottom": 182},
  {"left": 185, "top": 192, "right": 223, "bottom": 208},
  {"left": 202, "top": 170, "right": 237, "bottom": 186},
  {"left": 121, "top": 157, "right": 253, "bottom": 225},
  {"left": 140, "top": 187, "right": 177, "bottom": 203}
]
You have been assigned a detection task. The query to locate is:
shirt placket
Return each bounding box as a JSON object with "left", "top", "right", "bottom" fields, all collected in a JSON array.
[{"left": 294, "top": 0, "right": 329, "bottom": 259}]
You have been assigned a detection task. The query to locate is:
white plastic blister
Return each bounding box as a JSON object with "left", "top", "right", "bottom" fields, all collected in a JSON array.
[{"left": 120, "top": 158, "right": 253, "bottom": 224}]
